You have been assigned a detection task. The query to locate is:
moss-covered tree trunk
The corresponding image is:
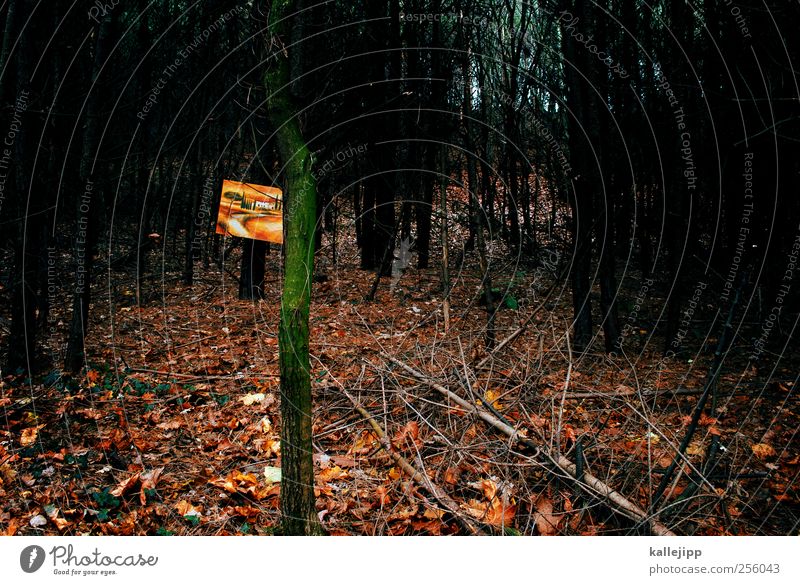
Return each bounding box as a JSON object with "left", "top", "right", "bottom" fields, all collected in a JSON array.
[{"left": 264, "top": 0, "right": 323, "bottom": 536}]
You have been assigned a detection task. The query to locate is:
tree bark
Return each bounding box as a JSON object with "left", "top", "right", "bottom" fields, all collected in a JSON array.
[
  {"left": 239, "top": 238, "right": 267, "bottom": 300},
  {"left": 265, "top": 0, "right": 323, "bottom": 536},
  {"left": 65, "top": 19, "right": 110, "bottom": 373}
]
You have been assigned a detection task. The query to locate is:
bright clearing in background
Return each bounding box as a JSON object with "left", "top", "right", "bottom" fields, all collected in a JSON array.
[{"left": 215, "top": 180, "right": 283, "bottom": 244}]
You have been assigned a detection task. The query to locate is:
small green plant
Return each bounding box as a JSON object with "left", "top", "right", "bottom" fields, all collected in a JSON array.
[
  {"left": 184, "top": 514, "right": 200, "bottom": 527},
  {"left": 92, "top": 487, "right": 120, "bottom": 521},
  {"left": 210, "top": 393, "right": 229, "bottom": 406}
]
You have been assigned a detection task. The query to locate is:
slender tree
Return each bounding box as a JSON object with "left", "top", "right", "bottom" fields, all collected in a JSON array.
[{"left": 264, "top": 0, "right": 323, "bottom": 536}]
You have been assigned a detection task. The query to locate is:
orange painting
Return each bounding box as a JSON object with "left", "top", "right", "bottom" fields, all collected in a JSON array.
[{"left": 215, "top": 180, "right": 283, "bottom": 244}]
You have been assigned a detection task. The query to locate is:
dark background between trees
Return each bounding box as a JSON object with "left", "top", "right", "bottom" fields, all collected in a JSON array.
[{"left": 3, "top": 0, "right": 799, "bottom": 374}]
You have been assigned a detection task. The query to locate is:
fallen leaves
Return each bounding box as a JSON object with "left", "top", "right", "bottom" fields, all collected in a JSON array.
[
  {"left": 110, "top": 473, "right": 141, "bottom": 498},
  {"left": 20, "top": 425, "right": 44, "bottom": 447},
  {"left": 240, "top": 392, "right": 268, "bottom": 406},
  {"left": 175, "top": 500, "right": 202, "bottom": 520},
  {"left": 140, "top": 467, "right": 164, "bottom": 505},
  {"left": 752, "top": 443, "right": 777, "bottom": 460},
  {"left": 463, "top": 479, "right": 517, "bottom": 527},
  {"left": 482, "top": 389, "right": 504, "bottom": 411},
  {"left": 533, "top": 495, "right": 560, "bottom": 536},
  {"left": 391, "top": 421, "right": 421, "bottom": 451},
  {"left": 210, "top": 470, "right": 277, "bottom": 500}
]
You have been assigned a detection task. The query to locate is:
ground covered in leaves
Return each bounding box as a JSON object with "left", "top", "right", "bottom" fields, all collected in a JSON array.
[{"left": 1, "top": 240, "right": 799, "bottom": 536}]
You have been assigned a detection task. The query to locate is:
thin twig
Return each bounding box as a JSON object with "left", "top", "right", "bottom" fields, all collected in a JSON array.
[{"left": 383, "top": 353, "right": 676, "bottom": 536}]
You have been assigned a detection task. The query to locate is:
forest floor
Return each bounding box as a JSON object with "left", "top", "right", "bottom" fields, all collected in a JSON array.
[{"left": 1, "top": 238, "right": 799, "bottom": 536}]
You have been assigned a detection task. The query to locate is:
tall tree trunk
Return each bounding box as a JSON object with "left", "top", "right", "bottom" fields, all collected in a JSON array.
[
  {"left": 439, "top": 148, "right": 451, "bottom": 332},
  {"left": 65, "top": 19, "right": 110, "bottom": 373},
  {"left": 560, "top": 0, "right": 594, "bottom": 351},
  {"left": 265, "top": 0, "right": 323, "bottom": 536}
]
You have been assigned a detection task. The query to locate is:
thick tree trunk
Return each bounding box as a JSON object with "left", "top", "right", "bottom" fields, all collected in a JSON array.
[
  {"left": 560, "top": 0, "right": 595, "bottom": 351},
  {"left": 239, "top": 239, "right": 267, "bottom": 300},
  {"left": 265, "top": 0, "right": 323, "bottom": 536}
]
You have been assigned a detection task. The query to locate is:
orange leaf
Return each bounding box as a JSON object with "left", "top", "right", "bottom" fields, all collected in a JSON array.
[
  {"left": 392, "top": 421, "right": 421, "bottom": 450},
  {"left": 444, "top": 467, "right": 459, "bottom": 485},
  {"left": 175, "top": 500, "right": 202, "bottom": 517},
  {"left": 752, "top": 443, "right": 777, "bottom": 459},
  {"left": 486, "top": 497, "right": 516, "bottom": 527},
  {"left": 20, "top": 425, "right": 44, "bottom": 447},
  {"left": 376, "top": 485, "right": 390, "bottom": 506},
  {"left": 318, "top": 465, "right": 348, "bottom": 482},
  {"left": 5, "top": 518, "right": 19, "bottom": 535},
  {"left": 481, "top": 479, "right": 498, "bottom": 500}
]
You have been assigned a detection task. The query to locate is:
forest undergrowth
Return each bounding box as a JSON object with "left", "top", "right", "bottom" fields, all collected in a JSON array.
[{"left": 1, "top": 229, "right": 798, "bottom": 536}]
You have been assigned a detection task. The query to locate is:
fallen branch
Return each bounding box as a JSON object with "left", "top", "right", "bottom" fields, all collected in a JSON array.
[
  {"left": 383, "top": 354, "right": 676, "bottom": 536},
  {"left": 342, "top": 389, "right": 485, "bottom": 535},
  {"left": 560, "top": 387, "right": 709, "bottom": 400}
]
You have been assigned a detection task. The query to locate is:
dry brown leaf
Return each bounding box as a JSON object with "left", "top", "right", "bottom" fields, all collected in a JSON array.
[
  {"left": 423, "top": 507, "right": 444, "bottom": 520},
  {"left": 463, "top": 499, "right": 489, "bottom": 520},
  {"left": 349, "top": 430, "right": 378, "bottom": 455},
  {"left": 686, "top": 441, "right": 705, "bottom": 456},
  {"left": 175, "top": 500, "right": 202, "bottom": 517},
  {"left": 533, "top": 495, "right": 560, "bottom": 535},
  {"left": 376, "top": 485, "right": 390, "bottom": 506},
  {"left": 444, "top": 467, "right": 459, "bottom": 485},
  {"left": 752, "top": 443, "right": 777, "bottom": 459},
  {"left": 486, "top": 497, "right": 516, "bottom": 527},
  {"left": 110, "top": 473, "right": 140, "bottom": 497},
  {"left": 388, "top": 504, "right": 419, "bottom": 521},
  {"left": 392, "top": 421, "right": 421, "bottom": 450},
  {"left": 329, "top": 455, "right": 356, "bottom": 468},
  {"left": 139, "top": 467, "right": 164, "bottom": 505},
  {"left": 481, "top": 479, "right": 498, "bottom": 500},
  {"left": 20, "top": 425, "right": 44, "bottom": 447},
  {"left": 210, "top": 476, "right": 238, "bottom": 493}
]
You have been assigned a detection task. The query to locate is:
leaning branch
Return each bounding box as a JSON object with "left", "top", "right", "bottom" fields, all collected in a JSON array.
[{"left": 383, "top": 354, "right": 675, "bottom": 536}]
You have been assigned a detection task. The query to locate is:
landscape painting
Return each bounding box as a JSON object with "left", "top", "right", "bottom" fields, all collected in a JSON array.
[{"left": 215, "top": 180, "right": 283, "bottom": 244}]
